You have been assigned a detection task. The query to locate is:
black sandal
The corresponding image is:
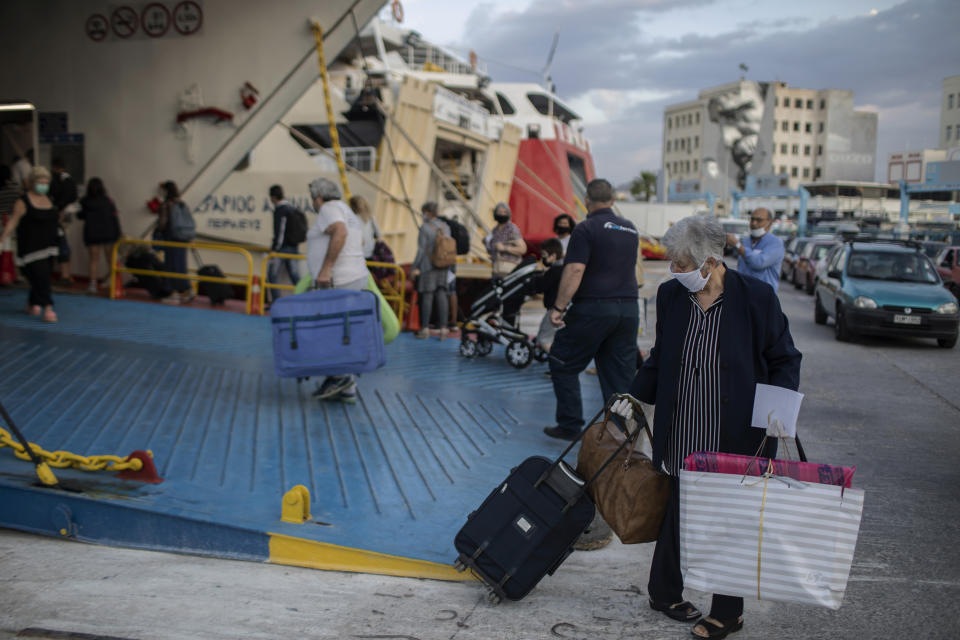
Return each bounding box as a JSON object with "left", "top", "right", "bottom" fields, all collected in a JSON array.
[
  {"left": 648, "top": 599, "right": 702, "bottom": 621},
  {"left": 691, "top": 616, "right": 744, "bottom": 639}
]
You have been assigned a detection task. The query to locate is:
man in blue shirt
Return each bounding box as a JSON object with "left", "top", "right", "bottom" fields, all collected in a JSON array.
[
  {"left": 545, "top": 178, "right": 639, "bottom": 440},
  {"left": 725, "top": 207, "right": 784, "bottom": 291}
]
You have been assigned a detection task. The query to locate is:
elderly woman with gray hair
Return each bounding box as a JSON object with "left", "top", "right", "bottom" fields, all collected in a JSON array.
[{"left": 620, "top": 214, "right": 801, "bottom": 639}]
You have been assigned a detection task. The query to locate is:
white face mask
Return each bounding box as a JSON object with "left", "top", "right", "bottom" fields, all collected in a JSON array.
[
  {"left": 750, "top": 227, "right": 767, "bottom": 238},
  {"left": 672, "top": 261, "right": 710, "bottom": 292}
]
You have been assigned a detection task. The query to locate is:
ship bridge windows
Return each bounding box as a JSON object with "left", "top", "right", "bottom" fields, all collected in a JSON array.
[
  {"left": 495, "top": 92, "right": 516, "bottom": 115},
  {"left": 526, "top": 93, "right": 581, "bottom": 124}
]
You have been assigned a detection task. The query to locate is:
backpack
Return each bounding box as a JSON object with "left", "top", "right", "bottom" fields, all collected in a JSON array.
[
  {"left": 284, "top": 207, "right": 308, "bottom": 245},
  {"left": 167, "top": 201, "right": 196, "bottom": 242},
  {"left": 430, "top": 221, "right": 457, "bottom": 268},
  {"left": 440, "top": 216, "right": 470, "bottom": 255},
  {"left": 369, "top": 239, "right": 396, "bottom": 281}
]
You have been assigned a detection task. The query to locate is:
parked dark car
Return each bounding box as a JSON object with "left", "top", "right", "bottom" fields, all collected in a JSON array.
[
  {"left": 814, "top": 241, "right": 959, "bottom": 348},
  {"left": 794, "top": 240, "right": 840, "bottom": 294},
  {"left": 782, "top": 237, "right": 813, "bottom": 282}
]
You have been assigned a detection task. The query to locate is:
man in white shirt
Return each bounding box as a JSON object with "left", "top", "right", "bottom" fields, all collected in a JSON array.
[{"left": 306, "top": 177, "right": 369, "bottom": 404}]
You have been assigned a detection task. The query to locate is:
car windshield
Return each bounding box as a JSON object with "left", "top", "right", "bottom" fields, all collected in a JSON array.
[
  {"left": 812, "top": 244, "right": 834, "bottom": 260},
  {"left": 846, "top": 251, "right": 939, "bottom": 284}
]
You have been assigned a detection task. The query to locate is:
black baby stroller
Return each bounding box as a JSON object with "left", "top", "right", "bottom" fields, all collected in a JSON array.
[{"left": 459, "top": 260, "right": 549, "bottom": 368}]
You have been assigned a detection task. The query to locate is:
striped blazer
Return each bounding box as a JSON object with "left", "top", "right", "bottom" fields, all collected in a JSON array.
[{"left": 630, "top": 269, "right": 802, "bottom": 470}]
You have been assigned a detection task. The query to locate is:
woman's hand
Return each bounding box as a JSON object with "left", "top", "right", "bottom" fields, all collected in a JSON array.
[{"left": 611, "top": 396, "right": 639, "bottom": 434}]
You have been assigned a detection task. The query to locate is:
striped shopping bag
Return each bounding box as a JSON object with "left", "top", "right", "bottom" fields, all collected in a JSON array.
[{"left": 679, "top": 469, "right": 865, "bottom": 610}]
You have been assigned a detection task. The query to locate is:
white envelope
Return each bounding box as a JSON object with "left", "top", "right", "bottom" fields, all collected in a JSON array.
[{"left": 751, "top": 383, "right": 803, "bottom": 438}]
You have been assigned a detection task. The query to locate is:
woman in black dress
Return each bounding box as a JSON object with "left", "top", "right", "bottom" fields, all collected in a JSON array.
[
  {"left": 0, "top": 166, "right": 60, "bottom": 322},
  {"left": 78, "top": 177, "right": 121, "bottom": 294}
]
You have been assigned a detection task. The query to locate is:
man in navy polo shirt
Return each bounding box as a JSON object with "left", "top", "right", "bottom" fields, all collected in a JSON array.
[{"left": 545, "top": 178, "right": 639, "bottom": 440}]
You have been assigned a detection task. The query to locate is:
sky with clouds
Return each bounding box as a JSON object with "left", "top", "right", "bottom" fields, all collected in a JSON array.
[{"left": 380, "top": 0, "right": 959, "bottom": 185}]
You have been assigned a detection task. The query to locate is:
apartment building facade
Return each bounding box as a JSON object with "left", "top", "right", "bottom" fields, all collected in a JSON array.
[
  {"left": 940, "top": 74, "right": 960, "bottom": 149},
  {"left": 662, "top": 80, "right": 877, "bottom": 194}
]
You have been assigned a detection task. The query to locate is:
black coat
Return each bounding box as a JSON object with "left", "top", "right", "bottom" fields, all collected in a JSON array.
[
  {"left": 630, "top": 269, "right": 802, "bottom": 469},
  {"left": 78, "top": 195, "right": 120, "bottom": 246}
]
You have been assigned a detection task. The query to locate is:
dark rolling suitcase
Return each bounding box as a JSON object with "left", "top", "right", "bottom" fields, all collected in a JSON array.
[
  {"left": 197, "top": 264, "right": 232, "bottom": 304},
  {"left": 192, "top": 249, "right": 232, "bottom": 304},
  {"left": 453, "top": 398, "right": 639, "bottom": 603}
]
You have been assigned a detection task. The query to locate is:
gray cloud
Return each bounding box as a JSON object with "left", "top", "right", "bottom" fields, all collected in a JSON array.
[{"left": 457, "top": 0, "right": 960, "bottom": 183}]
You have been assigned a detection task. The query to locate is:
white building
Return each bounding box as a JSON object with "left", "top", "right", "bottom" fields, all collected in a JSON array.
[
  {"left": 887, "top": 149, "right": 947, "bottom": 185},
  {"left": 940, "top": 74, "right": 960, "bottom": 149},
  {"left": 662, "top": 81, "right": 878, "bottom": 195}
]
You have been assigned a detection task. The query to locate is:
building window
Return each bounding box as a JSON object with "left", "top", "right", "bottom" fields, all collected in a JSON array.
[
  {"left": 804, "top": 145, "right": 811, "bottom": 156},
  {"left": 948, "top": 125, "right": 953, "bottom": 141},
  {"left": 819, "top": 99, "right": 825, "bottom": 109},
  {"left": 817, "top": 144, "right": 823, "bottom": 156},
  {"left": 667, "top": 117, "right": 672, "bottom": 129},
  {"left": 806, "top": 99, "right": 813, "bottom": 109},
  {"left": 694, "top": 135, "right": 699, "bottom": 148},
  {"left": 666, "top": 140, "right": 671, "bottom": 152},
  {"left": 791, "top": 144, "right": 799, "bottom": 155},
  {"left": 791, "top": 167, "right": 798, "bottom": 177},
  {"left": 782, "top": 121, "right": 789, "bottom": 132},
  {"left": 693, "top": 159, "right": 698, "bottom": 172},
  {"left": 794, "top": 98, "right": 802, "bottom": 108},
  {"left": 780, "top": 165, "right": 787, "bottom": 175},
  {"left": 774, "top": 97, "right": 778, "bottom": 107},
  {"left": 781, "top": 143, "right": 788, "bottom": 154},
  {"left": 803, "top": 167, "right": 810, "bottom": 178},
  {"left": 695, "top": 112, "right": 700, "bottom": 124},
  {"left": 805, "top": 122, "right": 812, "bottom": 133},
  {"left": 680, "top": 138, "right": 685, "bottom": 151},
  {"left": 950, "top": 94, "right": 955, "bottom": 109},
  {"left": 815, "top": 168, "right": 822, "bottom": 179},
  {"left": 818, "top": 122, "right": 824, "bottom": 133},
  {"left": 793, "top": 121, "right": 800, "bottom": 131},
  {"left": 686, "top": 160, "right": 690, "bottom": 172}
]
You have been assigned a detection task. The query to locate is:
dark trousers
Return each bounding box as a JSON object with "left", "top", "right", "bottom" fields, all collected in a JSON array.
[
  {"left": 22, "top": 258, "right": 54, "bottom": 307},
  {"left": 649, "top": 476, "right": 743, "bottom": 621},
  {"left": 163, "top": 245, "right": 189, "bottom": 293},
  {"left": 548, "top": 299, "right": 638, "bottom": 432},
  {"left": 267, "top": 245, "right": 302, "bottom": 303}
]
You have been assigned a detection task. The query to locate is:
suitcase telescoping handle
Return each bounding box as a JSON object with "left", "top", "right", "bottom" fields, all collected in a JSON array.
[{"left": 535, "top": 393, "right": 644, "bottom": 512}]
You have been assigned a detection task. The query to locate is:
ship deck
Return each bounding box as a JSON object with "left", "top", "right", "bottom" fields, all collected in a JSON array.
[{"left": 0, "top": 290, "right": 601, "bottom": 579}]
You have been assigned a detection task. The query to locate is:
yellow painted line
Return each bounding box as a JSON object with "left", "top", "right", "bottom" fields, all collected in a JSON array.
[{"left": 268, "top": 533, "right": 476, "bottom": 582}]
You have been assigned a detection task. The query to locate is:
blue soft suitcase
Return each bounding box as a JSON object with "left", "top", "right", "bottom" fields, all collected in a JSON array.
[{"left": 270, "top": 289, "right": 385, "bottom": 378}]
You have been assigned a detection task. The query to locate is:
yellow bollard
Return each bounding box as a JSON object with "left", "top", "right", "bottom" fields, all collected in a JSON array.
[{"left": 281, "top": 485, "right": 311, "bottom": 523}]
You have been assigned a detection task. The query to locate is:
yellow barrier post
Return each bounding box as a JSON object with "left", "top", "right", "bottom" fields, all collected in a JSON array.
[{"left": 110, "top": 238, "right": 255, "bottom": 314}]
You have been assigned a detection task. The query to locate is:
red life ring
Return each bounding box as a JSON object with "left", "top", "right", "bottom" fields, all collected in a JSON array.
[{"left": 391, "top": 0, "right": 404, "bottom": 23}]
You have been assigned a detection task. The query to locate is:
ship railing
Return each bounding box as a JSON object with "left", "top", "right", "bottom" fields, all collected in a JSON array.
[
  {"left": 109, "top": 238, "right": 256, "bottom": 314},
  {"left": 259, "top": 252, "right": 407, "bottom": 325}
]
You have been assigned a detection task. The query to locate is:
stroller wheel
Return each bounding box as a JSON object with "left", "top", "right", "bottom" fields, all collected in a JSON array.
[
  {"left": 505, "top": 340, "right": 532, "bottom": 369},
  {"left": 459, "top": 338, "right": 478, "bottom": 358},
  {"left": 533, "top": 345, "right": 549, "bottom": 363},
  {"left": 476, "top": 339, "right": 493, "bottom": 356}
]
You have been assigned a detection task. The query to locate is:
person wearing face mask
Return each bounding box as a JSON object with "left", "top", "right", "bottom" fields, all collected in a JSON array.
[
  {"left": 553, "top": 213, "right": 576, "bottom": 256},
  {"left": 725, "top": 207, "right": 784, "bottom": 292},
  {"left": 0, "top": 166, "right": 61, "bottom": 322},
  {"left": 484, "top": 202, "right": 526, "bottom": 278},
  {"left": 618, "top": 214, "right": 800, "bottom": 639}
]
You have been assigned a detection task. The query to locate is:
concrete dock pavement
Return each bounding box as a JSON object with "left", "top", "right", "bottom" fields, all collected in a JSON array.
[{"left": 3, "top": 259, "right": 960, "bottom": 639}]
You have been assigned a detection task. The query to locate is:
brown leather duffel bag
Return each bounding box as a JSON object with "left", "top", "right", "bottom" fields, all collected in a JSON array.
[{"left": 576, "top": 410, "right": 669, "bottom": 544}]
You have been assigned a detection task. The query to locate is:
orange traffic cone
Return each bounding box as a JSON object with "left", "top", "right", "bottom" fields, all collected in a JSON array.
[
  {"left": 112, "top": 259, "right": 124, "bottom": 298},
  {"left": 405, "top": 290, "right": 420, "bottom": 332},
  {"left": 251, "top": 275, "right": 262, "bottom": 315}
]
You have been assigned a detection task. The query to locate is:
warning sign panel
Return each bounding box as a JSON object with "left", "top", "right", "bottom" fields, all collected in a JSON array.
[{"left": 88, "top": 2, "right": 203, "bottom": 41}]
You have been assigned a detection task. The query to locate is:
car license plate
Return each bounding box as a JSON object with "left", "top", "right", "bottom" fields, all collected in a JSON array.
[{"left": 893, "top": 314, "right": 921, "bottom": 325}]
